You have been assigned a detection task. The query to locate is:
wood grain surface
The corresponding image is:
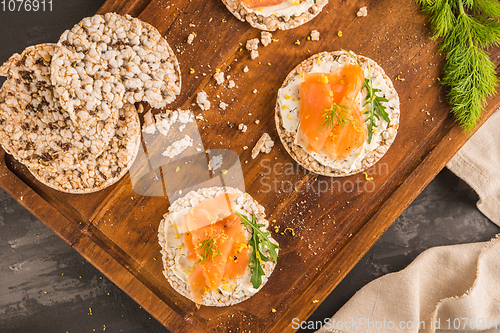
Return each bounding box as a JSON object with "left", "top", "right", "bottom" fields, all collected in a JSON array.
[{"left": 0, "top": 0, "right": 499, "bottom": 332}]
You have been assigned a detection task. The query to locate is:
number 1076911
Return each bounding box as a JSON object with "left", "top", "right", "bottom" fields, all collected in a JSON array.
[{"left": 1, "top": 0, "right": 52, "bottom": 11}]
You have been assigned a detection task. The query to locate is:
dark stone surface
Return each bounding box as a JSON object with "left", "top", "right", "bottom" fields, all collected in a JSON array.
[{"left": 0, "top": 2, "right": 499, "bottom": 332}]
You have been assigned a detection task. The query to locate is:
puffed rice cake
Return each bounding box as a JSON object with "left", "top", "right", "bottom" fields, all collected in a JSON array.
[
  {"left": 51, "top": 12, "right": 181, "bottom": 128},
  {"left": 28, "top": 103, "right": 141, "bottom": 194},
  {"left": 0, "top": 43, "right": 117, "bottom": 173}
]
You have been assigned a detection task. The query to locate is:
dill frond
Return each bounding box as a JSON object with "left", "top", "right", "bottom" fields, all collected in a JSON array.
[{"left": 416, "top": 0, "right": 500, "bottom": 131}]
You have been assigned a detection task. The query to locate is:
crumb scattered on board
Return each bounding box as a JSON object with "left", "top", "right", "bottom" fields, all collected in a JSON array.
[
  {"left": 228, "top": 80, "right": 236, "bottom": 88},
  {"left": 261, "top": 31, "right": 272, "bottom": 46},
  {"left": 238, "top": 124, "right": 247, "bottom": 133},
  {"left": 208, "top": 154, "right": 223, "bottom": 171},
  {"left": 357, "top": 6, "right": 368, "bottom": 17},
  {"left": 187, "top": 32, "right": 196, "bottom": 44},
  {"left": 243, "top": 66, "right": 249, "bottom": 73},
  {"left": 219, "top": 102, "right": 228, "bottom": 110},
  {"left": 246, "top": 38, "right": 259, "bottom": 59},
  {"left": 142, "top": 110, "right": 156, "bottom": 134},
  {"left": 196, "top": 91, "right": 211, "bottom": 110},
  {"left": 214, "top": 72, "right": 225, "bottom": 85},
  {"left": 310, "top": 30, "right": 320, "bottom": 41},
  {"left": 142, "top": 109, "right": 193, "bottom": 135},
  {"left": 252, "top": 133, "right": 274, "bottom": 159},
  {"left": 162, "top": 135, "right": 193, "bottom": 158}
]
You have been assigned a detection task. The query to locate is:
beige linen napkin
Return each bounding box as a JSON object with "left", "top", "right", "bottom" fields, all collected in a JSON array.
[
  {"left": 317, "top": 235, "right": 500, "bottom": 333},
  {"left": 447, "top": 108, "right": 500, "bottom": 227},
  {"left": 317, "top": 112, "right": 500, "bottom": 333}
]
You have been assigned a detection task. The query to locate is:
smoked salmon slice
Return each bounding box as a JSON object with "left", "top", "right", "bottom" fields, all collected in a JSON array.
[
  {"left": 241, "top": 0, "right": 287, "bottom": 9},
  {"left": 298, "top": 64, "right": 367, "bottom": 159},
  {"left": 184, "top": 195, "right": 250, "bottom": 304},
  {"left": 322, "top": 103, "right": 367, "bottom": 160},
  {"left": 183, "top": 193, "right": 237, "bottom": 232}
]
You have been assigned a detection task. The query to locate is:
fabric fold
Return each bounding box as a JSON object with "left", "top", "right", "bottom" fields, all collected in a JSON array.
[
  {"left": 446, "top": 108, "right": 500, "bottom": 227},
  {"left": 317, "top": 236, "right": 500, "bottom": 333}
]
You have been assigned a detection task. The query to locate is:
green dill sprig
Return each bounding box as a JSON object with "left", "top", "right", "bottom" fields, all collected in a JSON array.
[
  {"left": 416, "top": 0, "right": 500, "bottom": 131},
  {"left": 343, "top": 49, "right": 391, "bottom": 143},
  {"left": 235, "top": 211, "right": 280, "bottom": 289},
  {"left": 195, "top": 237, "right": 220, "bottom": 265},
  {"left": 320, "top": 103, "right": 351, "bottom": 130}
]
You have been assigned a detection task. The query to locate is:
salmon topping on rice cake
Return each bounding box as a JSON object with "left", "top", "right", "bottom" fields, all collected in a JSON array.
[
  {"left": 158, "top": 187, "right": 279, "bottom": 307},
  {"left": 222, "top": 0, "right": 328, "bottom": 31},
  {"left": 275, "top": 50, "right": 400, "bottom": 177}
]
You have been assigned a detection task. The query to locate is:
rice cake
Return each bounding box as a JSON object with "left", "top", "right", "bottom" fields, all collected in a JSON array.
[
  {"left": 158, "top": 187, "right": 278, "bottom": 307},
  {"left": 51, "top": 13, "right": 181, "bottom": 127},
  {"left": 28, "top": 103, "right": 141, "bottom": 193},
  {"left": 222, "top": 0, "right": 328, "bottom": 31},
  {"left": 0, "top": 43, "right": 116, "bottom": 172},
  {"left": 275, "top": 51, "right": 400, "bottom": 177}
]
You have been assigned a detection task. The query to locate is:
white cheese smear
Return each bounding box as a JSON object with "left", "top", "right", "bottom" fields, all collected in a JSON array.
[
  {"left": 277, "top": 53, "right": 399, "bottom": 173},
  {"left": 243, "top": 0, "right": 316, "bottom": 21}
]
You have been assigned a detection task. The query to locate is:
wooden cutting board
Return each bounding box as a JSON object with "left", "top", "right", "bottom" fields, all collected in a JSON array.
[{"left": 1, "top": 0, "right": 499, "bottom": 332}]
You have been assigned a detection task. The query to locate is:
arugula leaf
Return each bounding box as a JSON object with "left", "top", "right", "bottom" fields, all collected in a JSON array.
[
  {"left": 235, "top": 211, "right": 280, "bottom": 289},
  {"left": 343, "top": 50, "right": 390, "bottom": 143},
  {"left": 362, "top": 62, "right": 390, "bottom": 143}
]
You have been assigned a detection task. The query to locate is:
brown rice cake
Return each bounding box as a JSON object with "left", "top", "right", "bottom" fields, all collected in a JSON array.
[
  {"left": 158, "top": 187, "right": 278, "bottom": 307},
  {"left": 275, "top": 51, "right": 400, "bottom": 177},
  {"left": 28, "top": 103, "right": 141, "bottom": 193},
  {"left": 0, "top": 43, "right": 116, "bottom": 172},
  {"left": 50, "top": 13, "right": 181, "bottom": 126},
  {"left": 222, "top": 0, "right": 328, "bottom": 31}
]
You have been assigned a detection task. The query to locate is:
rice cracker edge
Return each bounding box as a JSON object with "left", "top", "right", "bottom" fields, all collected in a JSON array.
[
  {"left": 0, "top": 43, "right": 118, "bottom": 172},
  {"left": 275, "top": 50, "right": 400, "bottom": 177},
  {"left": 222, "top": 0, "right": 328, "bottom": 31},
  {"left": 28, "top": 103, "right": 141, "bottom": 194},
  {"left": 158, "top": 187, "right": 278, "bottom": 307}
]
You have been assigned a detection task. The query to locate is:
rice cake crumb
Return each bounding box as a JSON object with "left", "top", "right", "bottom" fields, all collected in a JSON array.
[
  {"left": 246, "top": 38, "right": 259, "bottom": 51},
  {"left": 196, "top": 91, "right": 211, "bottom": 110},
  {"left": 238, "top": 124, "right": 247, "bottom": 133},
  {"left": 219, "top": 102, "right": 228, "bottom": 110},
  {"left": 162, "top": 135, "right": 193, "bottom": 158},
  {"left": 310, "top": 30, "right": 320, "bottom": 41},
  {"left": 243, "top": 66, "right": 249, "bottom": 73},
  {"left": 246, "top": 38, "right": 259, "bottom": 59},
  {"left": 252, "top": 133, "right": 274, "bottom": 159},
  {"left": 137, "top": 104, "right": 145, "bottom": 113},
  {"left": 357, "top": 6, "right": 368, "bottom": 17},
  {"left": 261, "top": 31, "right": 272, "bottom": 46},
  {"left": 253, "top": 89, "right": 258, "bottom": 94},
  {"left": 142, "top": 110, "right": 156, "bottom": 134},
  {"left": 228, "top": 80, "right": 236, "bottom": 88},
  {"left": 208, "top": 154, "right": 223, "bottom": 171},
  {"left": 214, "top": 72, "right": 225, "bottom": 85},
  {"left": 187, "top": 33, "right": 196, "bottom": 44}
]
